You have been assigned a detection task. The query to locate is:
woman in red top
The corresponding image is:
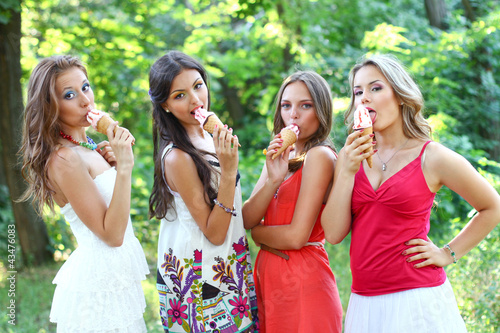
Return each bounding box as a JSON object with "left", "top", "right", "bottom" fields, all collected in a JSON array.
[
  {"left": 322, "top": 54, "right": 500, "bottom": 332},
  {"left": 242, "top": 71, "right": 343, "bottom": 332}
]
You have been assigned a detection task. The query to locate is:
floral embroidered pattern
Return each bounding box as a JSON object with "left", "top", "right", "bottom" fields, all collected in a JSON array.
[
  {"left": 229, "top": 295, "right": 250, "bottom": 319},
  {"left": 168, "top": 299, "right": 188, "bottom": 325},
  {"left": 158, "top": 238, "right": 259, "bottom": 332}
]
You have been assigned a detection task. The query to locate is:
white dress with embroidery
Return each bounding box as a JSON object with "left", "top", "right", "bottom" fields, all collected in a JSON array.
[
  {"left": 50, "top": 167, "right": 150, "bottom": 333},
  {"left": 156, "top": 144, "right": 259, "bottom": 333}
]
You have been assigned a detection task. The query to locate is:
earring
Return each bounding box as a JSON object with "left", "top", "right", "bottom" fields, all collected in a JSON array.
[
  {"left": 164, "top": 108, "right": 170, "bottom": 113},
  {"left": 400, "top": 102, "right": 404, "bottom": 106}
]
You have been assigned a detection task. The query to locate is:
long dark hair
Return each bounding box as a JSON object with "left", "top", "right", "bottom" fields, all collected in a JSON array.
[
  {"left": 273, "top": 71, "right": 336, "bottom": 172},
  {"left": 19, "top": 55, "right": 88, "bottom": 214},
  {"left": 148, "top": 51, "right": 218, "bottom": 220}
]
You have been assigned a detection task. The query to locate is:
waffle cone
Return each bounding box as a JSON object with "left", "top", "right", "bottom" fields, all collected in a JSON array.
[
  {"left": 203, "top": 114, "right": 224, "bottom": 134},
  {"left": 360, "top": 126, "right": 373, "bottom": 168},
  {"left": 272, "top": 129, "right": 297, "bottom": 159},
  {"left": 96, "top": 114, "right": 117, "bottom": 135},
  {"left": 203, "top": 114, "right": 240, "bottom": 147}
]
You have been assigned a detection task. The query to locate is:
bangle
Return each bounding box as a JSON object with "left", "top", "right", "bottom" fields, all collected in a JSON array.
[
  {"left": 444, "top": 244, "right": 457, "bottom": 264},
  {"left": 213, "top": 199, "right": 237, "bottom": 217}
]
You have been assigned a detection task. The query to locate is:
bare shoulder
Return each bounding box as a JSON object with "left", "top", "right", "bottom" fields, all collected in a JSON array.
[
  {"left": 423, "top": 141, "right": 477, "bottom": 192},
  {"left": 303, "top": 146, "right": 336, "bottom": 174},
  {"left": 48, "top": 147, "right": 85, "bottom": 178},
  {"left": 424, "top": 141, "right": 469, "bottom": 169},
  {"left": 163, "top": 148, "right": 201, "bottom": 190},
  {"left": 164, "top": 148, "right": 197, "bottom": 171},
  {"left": 305, "top": 145, "right": 337, "bottom": 163}
]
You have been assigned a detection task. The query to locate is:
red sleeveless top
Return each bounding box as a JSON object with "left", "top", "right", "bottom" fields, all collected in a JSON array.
[{"left": 350, "top": 141, "right": 446, "bottom": 296}]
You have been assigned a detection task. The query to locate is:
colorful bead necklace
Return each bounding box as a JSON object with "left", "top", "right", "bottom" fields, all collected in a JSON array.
[{"left": 59, "top": 131, "right": 97, "bottom": 150}]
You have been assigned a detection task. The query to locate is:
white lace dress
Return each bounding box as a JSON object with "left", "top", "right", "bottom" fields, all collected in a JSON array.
[{"left": 49, "top": 167, "right": 150, "bottom": 332}]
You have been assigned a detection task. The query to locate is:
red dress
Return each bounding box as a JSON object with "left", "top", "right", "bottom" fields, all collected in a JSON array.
[{"left": 254, "top": 166, "right": 343, "bottom": 332}]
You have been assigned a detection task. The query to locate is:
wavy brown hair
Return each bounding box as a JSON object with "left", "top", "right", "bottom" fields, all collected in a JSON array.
[
  {"left": 148, "top": 51, "right": 218, "bottom": 221},
  {"left": 272, "top": 71, "right": 336, "bottom": 172},
  {"left": 345, "top": 54, "right": 431, "bottom": 140},
  {"left": 18, "top": 55, "right": 88, "bottom": 214}
]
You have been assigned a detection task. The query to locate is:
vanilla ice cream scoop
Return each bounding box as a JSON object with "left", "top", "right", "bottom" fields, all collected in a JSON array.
[{"left": 352, "top": 105, "right": 373, "bottom": 168}]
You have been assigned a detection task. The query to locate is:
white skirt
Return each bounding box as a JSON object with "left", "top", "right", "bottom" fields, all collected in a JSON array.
[{"left": 345, "top": 279, "right": 467, "bottom": 333}]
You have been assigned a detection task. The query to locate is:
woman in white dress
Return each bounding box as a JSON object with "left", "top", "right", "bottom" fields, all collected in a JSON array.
[
  {"left": 148, "top": 50, "right": 258, "bottom": 333},
  {"left": 19, "top": 55, "right": 149, "bottom": 332}
]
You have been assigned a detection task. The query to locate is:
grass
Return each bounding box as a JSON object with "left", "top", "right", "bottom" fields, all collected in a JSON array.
[
  {"left": 0, "top": 260, "right": 163, "bottom": 333},
  {"left": 1, "top": 233, "right": 498, "bottom": 332}
]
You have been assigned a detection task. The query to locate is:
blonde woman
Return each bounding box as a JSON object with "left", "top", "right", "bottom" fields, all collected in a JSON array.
[{"left": 322, "top": 54, "right": 500, "bottom": 332}]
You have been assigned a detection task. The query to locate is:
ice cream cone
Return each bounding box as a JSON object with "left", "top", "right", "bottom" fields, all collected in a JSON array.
[
  {"left": 87, "top": 109, "right": 135, "bottom": 145},
  {"left": 203, "top": 114, "right": 224, "bottom": 134},
  {"left": 202, "top": 113, "right": 240, "bottom": 147},
  {"left": 353, "top": 104, "right": 373, "bottom": 168},
  {"left": 96, "top": 114, "right": 117, "bottom": 135},
  {"left": 272, "top": 128, "right": 298, "bottom": 160},
  {"left": 360, "top": 126, "right": 373, "bottom": 168},
  {"left": 87, "top": 110, "right": 117, "bottom": 134}
]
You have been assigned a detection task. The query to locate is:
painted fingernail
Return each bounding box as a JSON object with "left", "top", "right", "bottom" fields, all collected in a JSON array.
[
  {"left": 370, "top": 134, "right": 375, "bottom": 137},
  {"left": 402, "top": 251, "right": 407, "bottom": 255},
  {"left": 373, "top": 149, "right": 378, "bottom": 153}
]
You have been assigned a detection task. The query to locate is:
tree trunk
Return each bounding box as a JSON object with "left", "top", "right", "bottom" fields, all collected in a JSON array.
[
  {"left": 217, "top": 78, "right": 245, "bottom": 124},
  {"left": 0, "top": 4, "right": 52, "bottom": 266},
  {"left": 424, "top": 0, "right": 449, "bottom": 30},
  {"left": 461, "top": 0, "right": 476, "bottom": 22}
]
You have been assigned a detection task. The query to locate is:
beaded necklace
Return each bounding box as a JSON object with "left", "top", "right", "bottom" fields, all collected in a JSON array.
[{"left": 59, "top": 131, "right": 97, "bottom": 150}]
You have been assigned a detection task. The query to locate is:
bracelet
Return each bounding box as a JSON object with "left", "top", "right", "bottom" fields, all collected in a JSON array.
[
  {"left": 444, "top": 244, "right": 457, "bottom": 264},
  {"left": 213, "top": 199, "right": 237, "bottom": 217}
]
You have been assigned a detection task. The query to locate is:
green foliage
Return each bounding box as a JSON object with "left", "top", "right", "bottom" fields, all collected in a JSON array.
[
  {"left": 8, "top": 0, "right": 500, "bottom": 331},
  {"left": 0, "top": 0, "right": 21, "bottom": 25},
  {"left": 445, "top": 160, "right": 500, "bottom": 332}
]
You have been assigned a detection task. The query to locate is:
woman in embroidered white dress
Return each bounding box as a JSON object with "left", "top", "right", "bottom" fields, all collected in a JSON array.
[
  {"left": 148, "top": 50, "right": 259, "bottom": 333},
  {"left": 19, "top": 55, "right": 149, "bottom": 332}
]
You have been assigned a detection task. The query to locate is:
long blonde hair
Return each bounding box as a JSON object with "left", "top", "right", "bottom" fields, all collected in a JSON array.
[
  {"left": 19, "top": 55, "right": 88, "bottom": 214},
  {"left": 345, "top": 54, "right": 431, "bottom": 140}
]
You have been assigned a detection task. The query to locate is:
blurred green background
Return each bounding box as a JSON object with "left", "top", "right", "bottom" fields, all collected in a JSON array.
[{"left": 1, "top": 0, "right": 499, "bottom": 332}]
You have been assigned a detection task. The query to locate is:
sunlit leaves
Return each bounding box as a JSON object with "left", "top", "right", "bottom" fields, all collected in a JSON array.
[{"left": 361, "top": 23, "right": 415, "bottom": 54}]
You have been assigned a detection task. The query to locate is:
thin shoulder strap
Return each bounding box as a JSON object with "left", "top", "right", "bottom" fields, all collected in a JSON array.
[
  {"left": 420, "top": 140, "right": 432, "bottom": 165},
  {"left": 161, "top": 143, "right": 174, "bottom": 186}
]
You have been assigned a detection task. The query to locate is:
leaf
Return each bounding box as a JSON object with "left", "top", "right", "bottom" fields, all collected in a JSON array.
[
  {"left": 181, "top": 318, "right": 190, "bottom": 332},
  {"left": 234, "top": 313, "right": 242, "bottom": 327}
]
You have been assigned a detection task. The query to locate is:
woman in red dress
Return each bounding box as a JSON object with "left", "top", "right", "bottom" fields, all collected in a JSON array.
[{"left": 242, "top": 71, "right": 343, "bottom": 332}]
